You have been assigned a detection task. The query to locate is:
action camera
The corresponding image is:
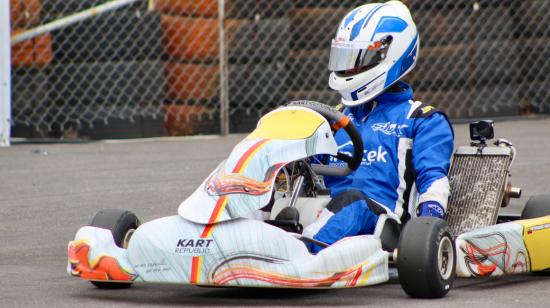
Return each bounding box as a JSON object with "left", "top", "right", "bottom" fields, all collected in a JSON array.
[{"left": 469, "top": 120, "right": 494, "bottom": 142}]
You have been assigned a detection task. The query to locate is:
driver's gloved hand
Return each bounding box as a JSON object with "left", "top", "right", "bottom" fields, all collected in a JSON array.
[{"left": 417, "top": 201, "right": 445, "bottom": 219}]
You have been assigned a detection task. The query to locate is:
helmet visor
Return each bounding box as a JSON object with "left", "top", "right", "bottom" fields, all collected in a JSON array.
[{"left": 328, "top": 37, "right": 391, "bottom": 72}]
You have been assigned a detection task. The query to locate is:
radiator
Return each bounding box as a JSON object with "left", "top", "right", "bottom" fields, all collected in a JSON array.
[{"left": 446, "top": 146, "right": 513, "bottom": 236}]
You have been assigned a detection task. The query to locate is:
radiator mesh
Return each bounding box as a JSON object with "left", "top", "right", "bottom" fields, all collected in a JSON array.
[{"left": 446, "top": 152, "right": 511, "bottom": 236}]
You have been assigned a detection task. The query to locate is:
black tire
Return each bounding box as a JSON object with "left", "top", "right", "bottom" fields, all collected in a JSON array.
[
  {"left": 88, "top": 209, "right": 140, "bottom": 289},
  {"left": 521, "top": 194, "right": 550, "bottom": 220},
  {"left": 397, "top": 217, "right": 456, "bottom": 298}
]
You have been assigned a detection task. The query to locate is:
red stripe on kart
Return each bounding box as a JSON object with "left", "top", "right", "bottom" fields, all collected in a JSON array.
[
  {"left": 203, "top": 138, "right": 270, "bottom": 229},
  {"left": 231, "top": 138, "right": 270, "bottom": 173},
  {"left": 202, "top": 196, "right": 229, "bottom": 236},
  {"left": 200, "top": 224, "right": 215, "bottom": 239},
  {"left": 349, "top": 267, "right": 362, "bottom": 286},
  {"left": 190, "top": 256, "right": 202, "bottom": 284},
  {"left": 192, "top": 139, "right": 270, "bottom": 284}
]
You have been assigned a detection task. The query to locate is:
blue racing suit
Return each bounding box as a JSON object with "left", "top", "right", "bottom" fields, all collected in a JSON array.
[{"left": 303, "top": 82, "right": 454, "bottom": 252}]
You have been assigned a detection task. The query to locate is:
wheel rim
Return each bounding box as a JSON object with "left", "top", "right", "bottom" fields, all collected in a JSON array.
[
  {"left": 438, "top": 236, "right": 454, "bottom": 280},
  {"left": 122, "top": 228, "right": 135, "bottom": 249}
]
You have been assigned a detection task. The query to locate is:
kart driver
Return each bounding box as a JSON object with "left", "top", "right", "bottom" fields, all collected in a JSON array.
[{"left": 302, "top": 1, "right": 454, "bottom": 253}]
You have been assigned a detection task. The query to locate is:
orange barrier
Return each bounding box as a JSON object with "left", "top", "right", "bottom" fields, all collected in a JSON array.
[
  {"left": 165, "top": 63, "right": 220, "bottom": 100},
  {"left": 11, "top": 29, "right": 52, "bottom": 67},
  {"left": 155, "top": 0, "right": 230, "bottom": 17},
  {"left": 161, "top": 15, "right": 219, "bottom": 60},
  {"left": 10, "top": 0, "right": 41, "bottom": 28},
  {"left": 161, "top": 15, "right": 246, "bottom": 61}
]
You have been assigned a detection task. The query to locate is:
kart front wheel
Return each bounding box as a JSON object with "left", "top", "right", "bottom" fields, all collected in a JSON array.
[
  {"left": 397, "top": 217, "right": 455, "bottom": 298},
  {"left": 88, "top": 209, "right": 140, "bottom": 289}
]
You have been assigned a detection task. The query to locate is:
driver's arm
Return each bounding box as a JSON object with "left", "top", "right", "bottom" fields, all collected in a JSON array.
[{"left": 412, "top": 112, "right": 454, "bottom": 218}]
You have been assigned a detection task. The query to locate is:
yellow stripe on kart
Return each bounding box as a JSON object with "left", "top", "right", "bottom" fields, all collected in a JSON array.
[
  {"left": 247, "top": 109, "right": 325, "bottom": 140},
  {"left": 358, "top": 263, "right": 375, "bottom": 286},
  {"left": 517, "top": 216, "right": 550, "bottom": 271}
]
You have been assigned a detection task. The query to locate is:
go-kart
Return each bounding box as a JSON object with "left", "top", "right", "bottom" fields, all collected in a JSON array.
[{"left": 68, "top": 101, "right": 550, "bottom": 298}]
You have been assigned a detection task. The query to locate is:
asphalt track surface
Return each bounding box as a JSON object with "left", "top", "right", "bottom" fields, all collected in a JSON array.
[{"left": 1, "top": 117, "right": 550, "bottom": 307}]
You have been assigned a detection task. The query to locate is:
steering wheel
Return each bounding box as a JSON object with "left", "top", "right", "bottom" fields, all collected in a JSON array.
[{"left": 288, "top": 100, "right": 363, "bottom": 177}]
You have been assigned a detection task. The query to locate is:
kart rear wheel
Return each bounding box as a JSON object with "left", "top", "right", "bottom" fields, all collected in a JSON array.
[
  {"left": 88, "top": 209, "right": 140, "bottom": 289},
  {"left": 521, "top": 194, "right": 550, "bottom": 220},
  {"left": 397, "top": 217, "right": 455, "bottom": 298}
]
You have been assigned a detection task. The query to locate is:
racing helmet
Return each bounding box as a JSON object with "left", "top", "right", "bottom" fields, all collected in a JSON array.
[{"left": 328, "top": 1, "right": 419, "bottom": 106}]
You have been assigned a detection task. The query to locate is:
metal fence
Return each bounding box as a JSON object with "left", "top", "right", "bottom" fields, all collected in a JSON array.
[{"left": 7, "top": 0, "right": 550, "bottom": 139}]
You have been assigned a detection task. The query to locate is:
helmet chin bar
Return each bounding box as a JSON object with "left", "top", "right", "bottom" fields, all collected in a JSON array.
[{"left": 329, "top": 70, "right": 388, "bottom": 107}]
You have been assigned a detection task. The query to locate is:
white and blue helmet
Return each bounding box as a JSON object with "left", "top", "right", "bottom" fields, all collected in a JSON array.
[{"left": 328, "top": 1, "right": 419, "bottom": 106}]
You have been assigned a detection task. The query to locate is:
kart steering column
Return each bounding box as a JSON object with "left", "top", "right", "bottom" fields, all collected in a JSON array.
[{"left": 288, "top": 100, "right": 363, "bottom": 177}]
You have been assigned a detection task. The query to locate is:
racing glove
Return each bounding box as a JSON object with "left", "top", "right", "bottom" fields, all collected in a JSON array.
[{"left": 417, "top": 201, "right": 445, "bottom": 219}]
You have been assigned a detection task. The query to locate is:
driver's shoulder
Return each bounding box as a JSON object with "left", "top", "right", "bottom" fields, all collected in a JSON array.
[
  {"left": 405, "top": 100, "right": 441, "bottom": 119},
  {"left": 402, "top": 100, "right": 453, "bottom": 136}
]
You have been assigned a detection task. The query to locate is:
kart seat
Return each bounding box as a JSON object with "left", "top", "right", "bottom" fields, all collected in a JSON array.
[
  {"left": 269, "top": 197, "right": 331, "bottom": 228},
  {"left": 373, "top": 214, "right": 401, "bottom": 251}
]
